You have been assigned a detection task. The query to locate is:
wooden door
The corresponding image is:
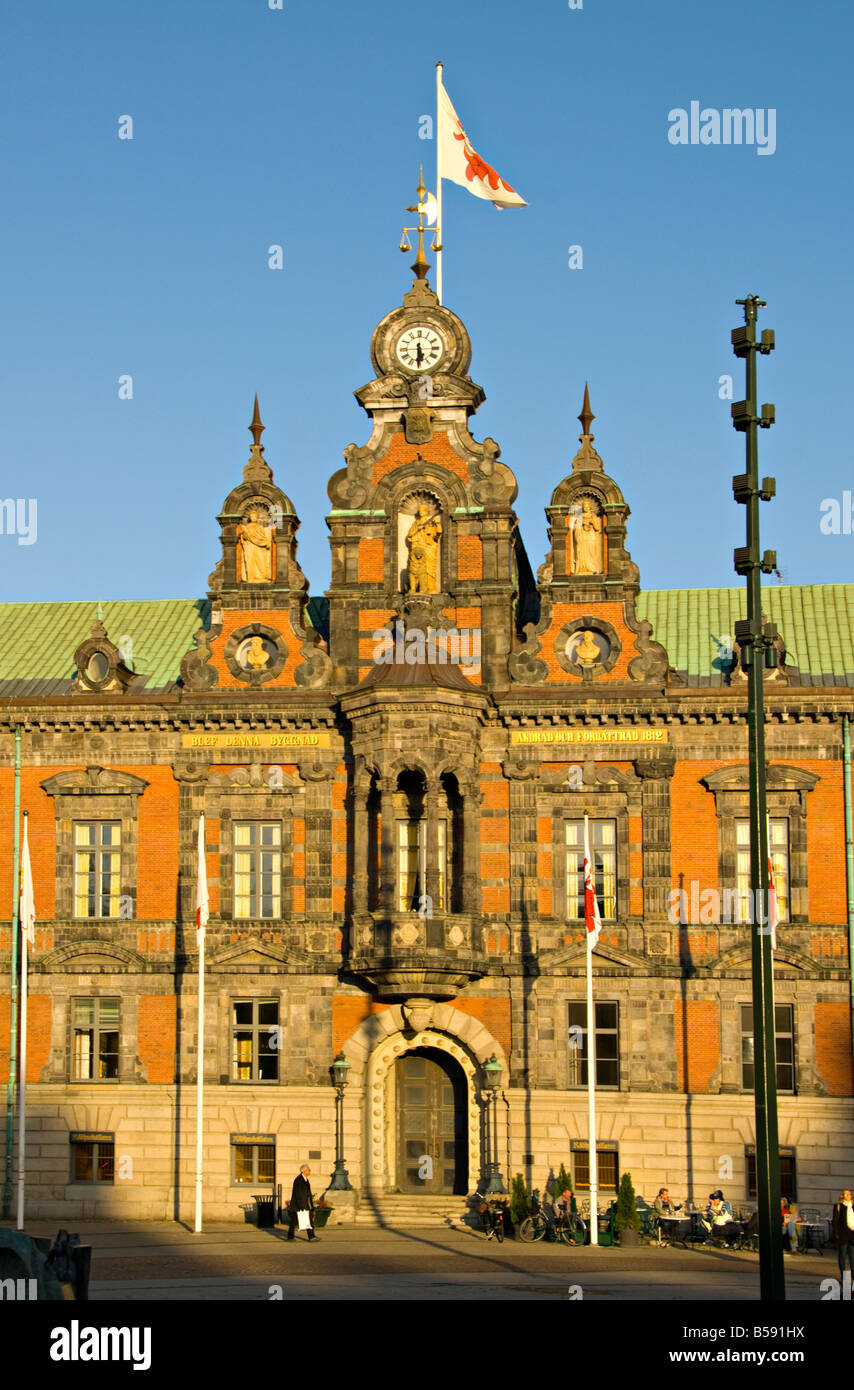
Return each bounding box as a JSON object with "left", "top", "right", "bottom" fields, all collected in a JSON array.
[{"left": 396, "top": 1051, "right": 465, "bottom": 1194}]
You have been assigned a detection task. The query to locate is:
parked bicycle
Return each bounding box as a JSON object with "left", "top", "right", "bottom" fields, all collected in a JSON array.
[
  {"left": 475, "top": 1191, "right": 506, "bottom": 1243},
  {"left": 518, "top": 1191, "right": 586, "bottom": 1245}
]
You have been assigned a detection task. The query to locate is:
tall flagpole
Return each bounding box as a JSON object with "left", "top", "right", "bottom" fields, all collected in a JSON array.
[
  {"left": 586, "top": 934, "right": 598, "bottom": 1245},
  {"left": 584, "top": 814, "right": 599, "bottom": 1246},
  {"left": 436, "top": 61, "right": 443, "bottom": 304},
  {"left": 16, "top": 811, "right": 34, "bottom": 1232},
  {"left": 194, "top": 813, "right": 208, "bottom": 1234}
]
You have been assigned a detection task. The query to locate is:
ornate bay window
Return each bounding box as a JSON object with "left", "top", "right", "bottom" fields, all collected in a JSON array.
[
  {"left": 701, "top": 764, "right": 818, "bottom": 924},
  {"left": 42, "top": 766, "right": 148, "bottom": 920}
]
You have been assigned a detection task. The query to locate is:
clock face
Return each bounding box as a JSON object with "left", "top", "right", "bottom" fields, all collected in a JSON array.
[{"left": 396, "top": 325, "right": 443, "bottom": 372}]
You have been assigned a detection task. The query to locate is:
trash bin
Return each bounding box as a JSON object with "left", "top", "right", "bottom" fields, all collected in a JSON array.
[
  {"left": 253, "top": 1194, "right": 277, "bottom": 1228},
  {"left": 596, "top": 1212, "right": 615, "bottom": 1247}
]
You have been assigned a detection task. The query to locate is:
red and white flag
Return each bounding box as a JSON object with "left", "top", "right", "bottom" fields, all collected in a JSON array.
[
  {"left": 583, "top": 815, "right": 601, "bottom": 950},
  {"left": 766, "top": 817, "right": 778, "bottom": 950},
  {"left": 20, "top": 815, "right": 35, "bottom": 947},
  {"left": 438, "top": 79, "right": 527, "bottom": 209},
  {"left": 195, "top": 815, "right": 208, "bottom": 944}
]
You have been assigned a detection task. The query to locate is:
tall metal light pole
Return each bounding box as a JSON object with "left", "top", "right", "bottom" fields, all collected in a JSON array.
[
  {"left": 328, "top": 1054, "right": 353, "bottom": 1191},
  {"left": 483, "top": 1056, "right": 506, "bottom": 1194},
  {"left": 730, "top": 293, "right": 785, "bottom": 1302}
]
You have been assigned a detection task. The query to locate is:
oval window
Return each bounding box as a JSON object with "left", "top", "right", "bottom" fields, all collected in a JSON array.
[{"left": 86, "top": 652, "right": 110, "bottom": 683}]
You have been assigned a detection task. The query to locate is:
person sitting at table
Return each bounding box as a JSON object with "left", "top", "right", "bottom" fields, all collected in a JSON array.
[
  {"left": 654, "top": 1187, "right": 683, "bottom": 1216},
  {"left": 653, "top": 1187, "right": 683, "bottom": 1243},
  {"left": 781, "top": 1196, "right": 801, "bottom": 1253},
  {"left": 703, "top": 1190, "right": 740, "bottom": 1246}
]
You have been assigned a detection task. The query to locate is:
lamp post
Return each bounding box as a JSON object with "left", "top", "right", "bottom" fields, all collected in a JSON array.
[
  {"left": 482, "top": 1056, "right": 506, "bottom": 1194},
  {"left": 328, "top": 1054, "right": 353, "bottom": 1191},
  {"left": 730, "top": 293, "right": 784, "bottom": 1302}
]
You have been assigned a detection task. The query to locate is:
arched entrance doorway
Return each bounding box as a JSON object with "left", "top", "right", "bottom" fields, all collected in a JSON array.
[{"left": 394, "top": 1047, "right": 467, "bottom": 1194}]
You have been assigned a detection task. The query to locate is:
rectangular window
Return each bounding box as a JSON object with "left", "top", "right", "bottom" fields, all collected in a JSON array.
[
  {"left": 735, "top": 818, "right": 789, "bottom": 923},
  {"left": 565, "top": 819, "right": 617, "bottom": 920},
  {"left": 71, "top": 998, "right": 120, "bottom": 1080},
  {"left": 567, "top": 1001, "right": 620, "bottom": 1089},
  {"left": 396, "top": 821, "right": 448, "bottom": 912},
  {"left": 74, "top": 822, "right": 121, "bottom": 918},
  {"left": 231, "top": 1141, "right": 276, "bottom": 1185},
  {"left": 741, "top": 1003, "right": 795, "bottom": 1093},
  {"left": 231, "top": 1000, "right": 279, "bottom": 1082},
  {"left": 571, "top": 1142, "right": 618, "bottom": 1192},
  {"left": 71, "top": 1138, "right": 115, "bottom": 1183},
  {"left": 746, "top": 1146, "right": 796, "bottom": 1202},
  {"left": 234, "top": 823, "right": 281, "bottom": 919}
]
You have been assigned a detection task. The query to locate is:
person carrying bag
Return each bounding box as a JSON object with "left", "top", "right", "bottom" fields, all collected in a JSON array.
[{"left": 286, "top": 1163, "right": 317, "bottom": 1242}]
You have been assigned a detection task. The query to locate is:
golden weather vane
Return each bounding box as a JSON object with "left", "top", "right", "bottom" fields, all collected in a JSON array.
[{"left": 399, "top": 167, "right": 442, "bottom": 280}]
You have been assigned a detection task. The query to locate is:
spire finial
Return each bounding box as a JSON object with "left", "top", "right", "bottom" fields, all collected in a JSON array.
[
  {"left": 400, "top": 167, "right": 440, "bottom": 282},
  {"left": 249, "top": 394, "right": 265, "bottom": 450},
  {"left": 578, "top": 381, "right": 595, "bottom": 438}
]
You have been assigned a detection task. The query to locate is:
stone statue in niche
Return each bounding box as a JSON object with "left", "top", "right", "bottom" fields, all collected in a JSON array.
[
  {"left": 405, "top": 504, "right": 442, "bottom": 594},
  {"left": 569, "top": 498, "right": 604, "bottom": 575},
  {"left": 237, "top": 505, "right": 274, "bottom": 582},
  {"left": 575, "top": 630, "right": 602, "bottom": 664},
  {"left": 244, "top": 636, "right": 271, "bottom": 670}
]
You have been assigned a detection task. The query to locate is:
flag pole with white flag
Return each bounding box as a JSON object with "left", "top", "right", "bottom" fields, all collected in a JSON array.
[
  {"left": 583, "top": 813, "right": 602, "bottom": 1246},
  {"left": 435, "top": 65, "right": 527, "bottom": 304},
  {"left": 16, "top": 811, "right": 35, "bottom": 1231},
  {"left": 194, "top": 813, "right": 208, "bottom": 1234}
]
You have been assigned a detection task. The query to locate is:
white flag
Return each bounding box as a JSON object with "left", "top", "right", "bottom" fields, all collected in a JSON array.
[
  {"left": 438, "top": 79, "right": 527, "bottom": 209},
  {"left": 583, "top": 815, "right": 602, "bottom": 950},
  {"left": 20, "top": 816, "right": 35, "bottom": 947},
  {"left": 766, "top": 816, "right": 778, "bottom": 951},
  {"left": 195, "top": 814, "right": 208, "bottom": 944}
]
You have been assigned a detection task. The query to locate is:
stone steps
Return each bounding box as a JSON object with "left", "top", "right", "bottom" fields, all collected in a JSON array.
[{"left": 353, "top": 1195, "right": 473, "bottom": 1227}]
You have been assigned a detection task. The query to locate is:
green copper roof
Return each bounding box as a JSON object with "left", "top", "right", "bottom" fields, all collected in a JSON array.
[
  {"left": 0, "top": 584, "right": 852, "bottom": 695},
  {"left": 0, "top": 599, "right": 210, "bottom": 696},
  {"left": 637, "top": 584, "right": 854, "bottom": 684}
]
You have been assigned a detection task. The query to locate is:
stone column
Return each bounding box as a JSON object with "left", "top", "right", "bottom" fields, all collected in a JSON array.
[
  {"left": 425, "top": 783, "right": 440, "bottom": 913},
  {"left": 302, "top": 764, "right": 333, "bottom": 918},
  {"left": 352, "top": 771, "right": 371, "bottom": 915},
  {"left": 460, "top": 782, "right": 482, "bottom": 920},
  {"left": 379, "top": 774, "right": 397, "bottom": 914}
]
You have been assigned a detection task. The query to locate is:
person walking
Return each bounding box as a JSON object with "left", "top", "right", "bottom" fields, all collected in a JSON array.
[
  {"left": 286, "top": 1163, "right": 316, "bottom": 1241},
  {"left": 830, "top": 1188, "right": 854, "bottom": 1280},
  {"left": 781, "top": 1196, "right": 801, "bottom": 1254}
]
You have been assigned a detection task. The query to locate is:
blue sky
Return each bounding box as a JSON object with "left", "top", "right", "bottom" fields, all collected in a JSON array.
[{"left": 1, "top": 0, "right": 851, "bottom": 604}]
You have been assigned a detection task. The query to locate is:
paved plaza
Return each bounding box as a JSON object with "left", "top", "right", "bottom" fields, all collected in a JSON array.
[{"left": 4, "top": 1220, "right": 837, "bottom": 1301}]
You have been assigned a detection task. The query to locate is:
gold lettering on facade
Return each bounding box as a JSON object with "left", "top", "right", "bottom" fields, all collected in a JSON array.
[
  {"left": 182, "top": 731, "right": 328, "bottom": 749},
  {"left": 510, "top": 728, "right": 667, "bottom": 746}
]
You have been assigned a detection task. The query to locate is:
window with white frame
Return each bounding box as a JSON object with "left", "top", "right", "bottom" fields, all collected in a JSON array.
[{"left": 565, "top": 819, "right": 616, "bottom": 920}]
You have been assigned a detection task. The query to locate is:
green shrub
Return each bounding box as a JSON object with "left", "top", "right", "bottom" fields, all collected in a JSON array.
[
  {"left": 614, "top": 1171, "right": 640, "bottom": 1231},
  {"left": 509, "top": 1173, "right": 532, "bottom": 1225},
  {"left": 556, "top": 1163, "right": 573, "bottom": 1198}
]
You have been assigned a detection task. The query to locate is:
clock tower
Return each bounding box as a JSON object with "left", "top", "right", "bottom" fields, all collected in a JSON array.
[{"left": 325, "top": 189, "right": 521, "bottom": 692}]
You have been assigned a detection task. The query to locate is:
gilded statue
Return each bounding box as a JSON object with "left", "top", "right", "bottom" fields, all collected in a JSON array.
[
  {"left": 237, "top": 506, "right": 274, "bottom": 583},
  {"left": 244, "top": 636, "right": 270, "bottom": 670},
  {"left": 570, "top": 499, "right": 604, "bottom": 575},
  {"left": 575, "top": 630, "right": 601, "bottom": 664},
  {"left": 405, "top": 504, "right": 442, "bottom": 594}
]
